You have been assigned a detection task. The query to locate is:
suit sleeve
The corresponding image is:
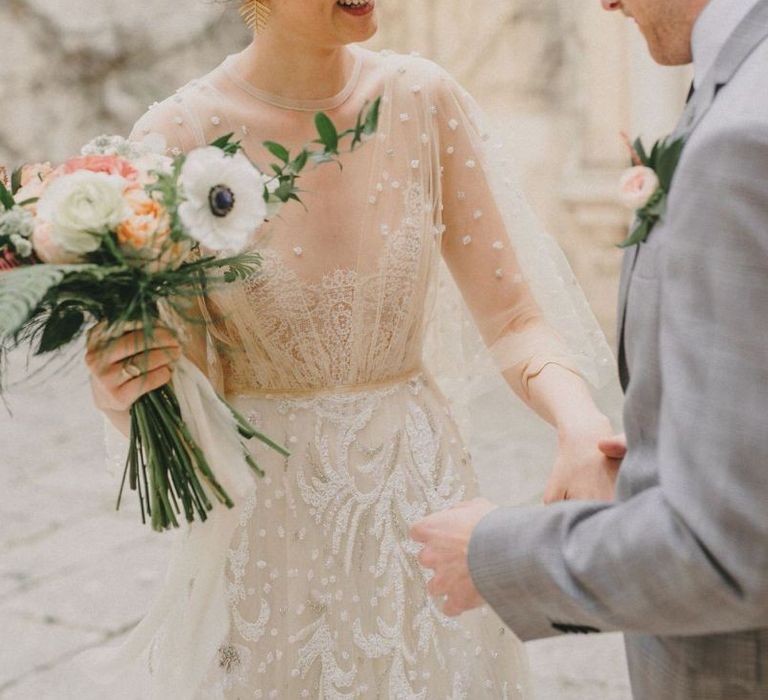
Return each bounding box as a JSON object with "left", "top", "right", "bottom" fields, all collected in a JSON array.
[{"left": 468, "top": 124, "right": 768, "bottom": 640}]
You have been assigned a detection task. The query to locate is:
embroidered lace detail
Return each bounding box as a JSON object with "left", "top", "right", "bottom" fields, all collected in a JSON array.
[{"left": 197, "top": 377, "right": 524, "bottom": 698}]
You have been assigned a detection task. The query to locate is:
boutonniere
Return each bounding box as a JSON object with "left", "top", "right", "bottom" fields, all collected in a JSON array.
[{"left": 617, "top": 133, "right": 686, "bottom": 248}]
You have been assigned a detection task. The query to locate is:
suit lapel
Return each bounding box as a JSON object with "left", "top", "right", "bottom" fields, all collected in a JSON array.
[{"left": 616, "top": 0, "right": 768, "bottom": 389}]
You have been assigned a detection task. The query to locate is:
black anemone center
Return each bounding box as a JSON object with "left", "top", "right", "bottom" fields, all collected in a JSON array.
[{"left": 209, "top": 185, "right": 236, "bottom": 218}]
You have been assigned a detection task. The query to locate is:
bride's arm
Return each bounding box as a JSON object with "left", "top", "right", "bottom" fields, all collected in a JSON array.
[{"left": 434, "top": 69, "right": 618, "bottom": 501}]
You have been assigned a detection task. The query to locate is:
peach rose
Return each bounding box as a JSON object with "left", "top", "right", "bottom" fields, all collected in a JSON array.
[
  {"left": 619, "top": 166, "right": 660, "bottom": 211},
  {"left": 117, "top": 191, "right": 169, "bottom": 247},
  {"left": 30, "top": 220, "right": 82, "bottom": 264},
  {"left": 117, "top": 190, "right": 189, "bottom": 271},
  {"left": 21, "top": 162, "right": 55, "bottom": 187},
  {"left": 15, "top": 162, "right": 57, "bottom": 210}
]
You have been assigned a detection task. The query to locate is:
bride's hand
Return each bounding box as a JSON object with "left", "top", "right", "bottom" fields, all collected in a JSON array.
[
  {"left": 543, "top": 419, "right": 621, "bottom": 503},
  {"left": 85, "top": 321, "right": 182, "bottom": 414}
]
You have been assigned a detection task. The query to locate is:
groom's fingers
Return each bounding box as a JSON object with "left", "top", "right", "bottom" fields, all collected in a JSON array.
[{"left": 598, "top": 433, "right": 628, "bottom": 459}]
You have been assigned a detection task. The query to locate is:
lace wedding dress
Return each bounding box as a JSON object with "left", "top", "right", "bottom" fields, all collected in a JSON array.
[{"left": 81, "top": 44, "right": 615, "bottom": 700}]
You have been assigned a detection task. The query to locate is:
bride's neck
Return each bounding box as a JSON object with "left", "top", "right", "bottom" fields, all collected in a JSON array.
[{"left": 235, "top": 36, "right": 356, "bottom": 101}]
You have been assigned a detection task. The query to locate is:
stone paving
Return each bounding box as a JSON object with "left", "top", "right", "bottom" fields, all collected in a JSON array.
[{"left": 0, "top": 347, "right": 631, "bottom": 699}]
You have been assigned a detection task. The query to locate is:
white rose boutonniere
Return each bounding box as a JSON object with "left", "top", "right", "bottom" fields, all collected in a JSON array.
[{"left": 618, "top": 133, "right": 686, "bottom": 248}]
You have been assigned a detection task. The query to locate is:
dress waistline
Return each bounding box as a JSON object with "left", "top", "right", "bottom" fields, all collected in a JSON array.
[{"left": 229, "top": 366, "right": 424, "bottom": 400}]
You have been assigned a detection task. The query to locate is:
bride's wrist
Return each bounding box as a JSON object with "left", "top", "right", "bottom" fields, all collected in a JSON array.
[{"left": 556, "top": 412, "right": 613, "bottom": 444}]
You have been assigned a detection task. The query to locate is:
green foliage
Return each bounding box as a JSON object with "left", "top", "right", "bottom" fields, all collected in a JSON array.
[
  {"left": 0, "top": 180, "right": 15, "bottom": 212},
  {"left": 37, "top": 306, "right": 85, "bottom": 354},
  {"left": 209, "top": 132, "right": 243, "bottom": 155},
  {"left": 264, "top": 141, "right": 290, "bottom": 164},
  {"left": 314, "top": 113, "right": 339, "bottom": 154},
  {"left": 655, "top": 138, "right": 685, "bottom": 192},
  {"left": 10, "top": 168, "right": 23, "bottom": 196},
  {"left": 0, "top": 265, "right": 70, "bottom": 340}
]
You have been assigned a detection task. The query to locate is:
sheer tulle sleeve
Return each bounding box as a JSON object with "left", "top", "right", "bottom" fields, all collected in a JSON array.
[
  {"left": 419, "top": 63, "right": 621, "bottom": 504},
  {"left": 128, "top": 92, "right": 203, "bottom": 156},
  {"left": 432, "top": 69, "right": 612, "bottom": 399}
]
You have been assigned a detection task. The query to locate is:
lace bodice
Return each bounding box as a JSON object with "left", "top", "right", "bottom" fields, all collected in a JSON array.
[{"left": 132, "top": 46, "right": 605, "bottom": 397}]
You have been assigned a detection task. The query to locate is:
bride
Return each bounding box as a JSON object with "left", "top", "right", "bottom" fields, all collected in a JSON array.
[{"left": 83, "top": 0, "right": 619, "bottom": 697}]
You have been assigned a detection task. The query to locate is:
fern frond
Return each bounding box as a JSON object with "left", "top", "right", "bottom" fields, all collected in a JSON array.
[{"left": 0, "top": 265, "right": 94, "bottom": 340}]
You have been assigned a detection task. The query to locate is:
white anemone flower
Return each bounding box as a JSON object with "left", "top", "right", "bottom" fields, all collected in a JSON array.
[{"left": 178, "top": 147, "right": 268, "bottom": 253}]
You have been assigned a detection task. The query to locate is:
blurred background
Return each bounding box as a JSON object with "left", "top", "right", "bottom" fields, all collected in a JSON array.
[{"left": 0, "top": 1, "right": 688, "bottom": 697}]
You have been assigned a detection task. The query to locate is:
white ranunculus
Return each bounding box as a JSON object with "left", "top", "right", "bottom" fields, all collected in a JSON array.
[
  {"left": 37, "top": 171, "right": 131, "bottom": 254},
  {"left": 177, "top": 147, "right": 267, "bottom": 253},
  {"left": 618, "top": 166, "right": 661, "bottom": 211}
]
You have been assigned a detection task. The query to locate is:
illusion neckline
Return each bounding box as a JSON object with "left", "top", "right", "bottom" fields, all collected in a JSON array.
[{"left": 221, "top": 46, "right": 364, "bottom": 112}]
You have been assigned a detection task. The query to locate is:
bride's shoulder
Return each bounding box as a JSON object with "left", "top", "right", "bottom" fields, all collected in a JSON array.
[
  {"left": 129, "top": 66, "right": 223, "bottom": 154},
  {"left": 361, "top": 47, "right": 458, "bottom": 93}
]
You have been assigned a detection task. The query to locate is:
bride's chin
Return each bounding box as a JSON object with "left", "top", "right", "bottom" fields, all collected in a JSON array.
[
  {"left": 333, "top": 4, "right": 378, "bottom": 33},
  {"left": 336, "top": 21, "right": 379, "bottom": 44}
]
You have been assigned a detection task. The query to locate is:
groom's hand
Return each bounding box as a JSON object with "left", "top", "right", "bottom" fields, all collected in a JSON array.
[
  {"left": 598, "top": 433, "right": 627, "bottom": 460},
  {"left": 409, "top": 498, "right": 498, "bottom": 617},
  {"left": 544, "top": 424, "right": 623, "bottom": 503}
]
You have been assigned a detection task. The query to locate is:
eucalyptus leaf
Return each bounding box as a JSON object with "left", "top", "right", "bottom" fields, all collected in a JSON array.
[
  {"left": 289, "top": 149, "right": 309, "bottom": 174},
  {"left": 314, "top": 113, "right": 339, "bottom": 152},
  {"left": 209, "top": 133, "right": 243, "bottom": 156},
  {"left": 363, "top": 97, "right": 382, "bottom": 136},
  {"left": 264, "top": 141, "right": 290, "bottom": 164}
]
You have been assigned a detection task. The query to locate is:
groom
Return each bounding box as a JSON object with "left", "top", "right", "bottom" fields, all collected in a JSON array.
[{"left": 411, "top": 0, "right": 768, "bottom": 697}]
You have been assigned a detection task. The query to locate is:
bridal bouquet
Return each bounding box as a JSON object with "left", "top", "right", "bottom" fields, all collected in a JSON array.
[{"left": 0, "top": 99, "right": 381, "bottom": 531}]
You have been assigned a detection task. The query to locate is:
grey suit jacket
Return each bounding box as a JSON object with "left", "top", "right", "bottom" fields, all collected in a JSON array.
[{"left": 468, "top": 3, "right": 768, "bottom": 698}]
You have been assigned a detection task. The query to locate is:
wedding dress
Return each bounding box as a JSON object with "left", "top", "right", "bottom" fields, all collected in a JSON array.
[{"left": 79, "top": 44, "right": 617, "bottom": 700}]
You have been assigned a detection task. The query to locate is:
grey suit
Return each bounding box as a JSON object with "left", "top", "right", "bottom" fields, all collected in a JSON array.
[{"left": 468, "top": 3, "right": 768, "bottom": 698}]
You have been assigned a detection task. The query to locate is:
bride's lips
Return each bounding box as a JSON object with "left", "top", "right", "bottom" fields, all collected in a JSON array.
[{"left": 337, "top": 0, "right": 375, "bottom": 18}]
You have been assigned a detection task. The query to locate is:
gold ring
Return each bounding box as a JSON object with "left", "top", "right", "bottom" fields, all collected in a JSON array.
[{"left": 121, "top": 359, "right": 142, "bottom": 380}]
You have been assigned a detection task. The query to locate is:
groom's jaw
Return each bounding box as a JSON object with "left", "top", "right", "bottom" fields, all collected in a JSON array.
[{"left": 608, "top": 0, "right": 709, "bottom": 66}]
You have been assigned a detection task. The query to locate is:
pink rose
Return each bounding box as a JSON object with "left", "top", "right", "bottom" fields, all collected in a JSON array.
[
  {"left": 618, "top": 166, "right": 660, "bottom": 211},
  {"left": 60, "top": 155, "right": 139, "bottom": 182},
  {"left": 30, "top": 220, "right": 82, "bottom": 264}
]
